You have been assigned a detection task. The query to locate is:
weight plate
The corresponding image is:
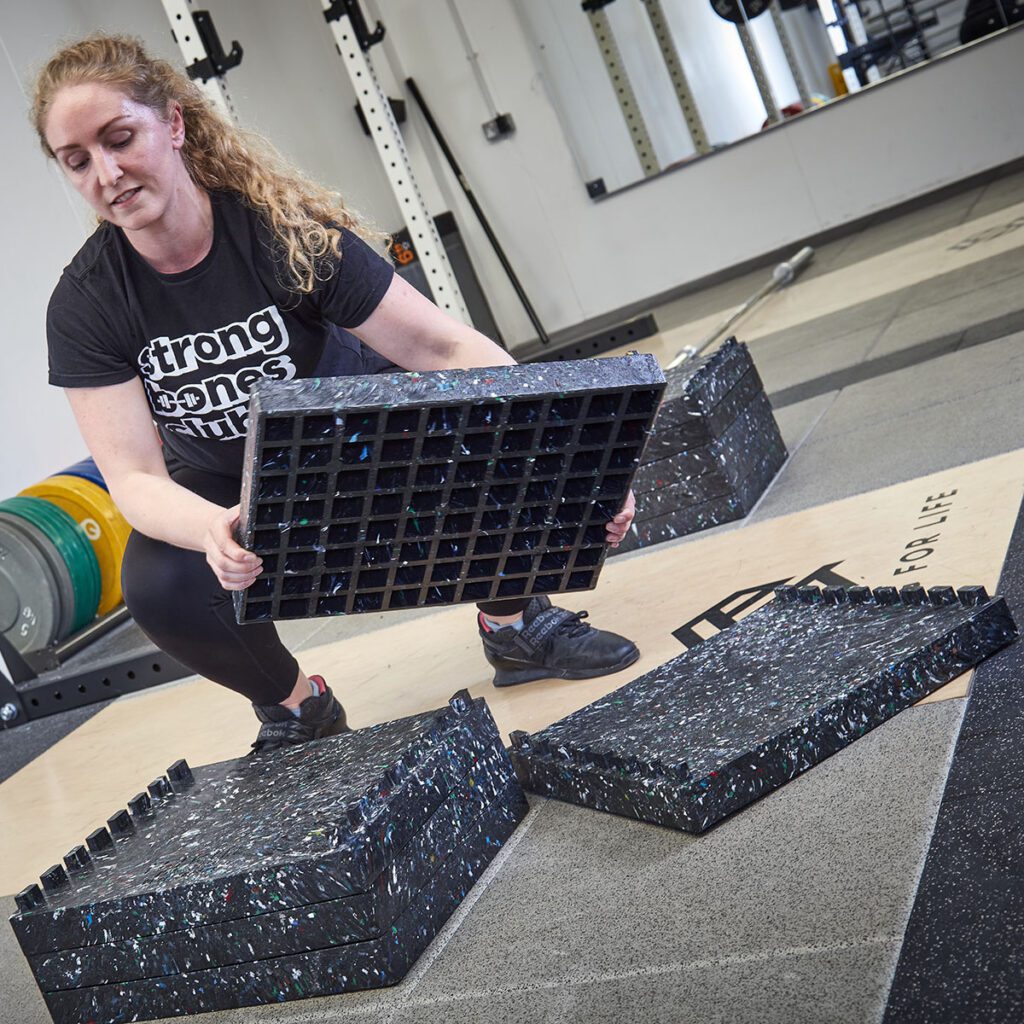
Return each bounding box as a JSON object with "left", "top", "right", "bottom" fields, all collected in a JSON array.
[
  {"left": 0, "top": 497, "right": 101, "bottom": 633},
  {"left": 18, "top": 476, "right": 129, "bottom": 615},
  {"left": 0, "top": 511, "right": 75, "bottom": 640},
  {"left": 0, "top": 516, "right": 60, "bottom": 653},
  {"left": 60, "top": 457, "right": 108, "bottom": 492},
  {"left": 709, "top": 0, "right": 771, "bottom": 24}
]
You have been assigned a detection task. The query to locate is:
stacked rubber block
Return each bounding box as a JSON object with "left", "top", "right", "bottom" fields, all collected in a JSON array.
[
  {"left": 235, "top": 354, "right": 665, "bottom": 624},
  {"left": 510, "top": 583, "right": 1018, "bottom": 833},
  {"left": 0, "top": 457, "right": 130, "bottom": 654},
  {"left": 617, "top": 337, "right": 786, "bottom": 553},
  {"left": 10, "top": 692, "right": 528, "bottom": 1023}
]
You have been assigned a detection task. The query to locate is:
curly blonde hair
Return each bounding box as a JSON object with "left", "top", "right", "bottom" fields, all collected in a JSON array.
[{"left": 31, "top": 33, "right": 388, "bottom": 293}]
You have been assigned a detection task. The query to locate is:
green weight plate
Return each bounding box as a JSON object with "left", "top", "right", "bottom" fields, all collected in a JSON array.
[
  {"left": 0, "top": 511, "right": 75, "bottom": 640},
  {"left": 0, "top": 497, "right": 100, "bottom": 633},
  {"left": 26, "top": 497, "right": 102, "bottom": 633},
  {"left": 0, "top": 516, "right": 60, "bottom": 653}
]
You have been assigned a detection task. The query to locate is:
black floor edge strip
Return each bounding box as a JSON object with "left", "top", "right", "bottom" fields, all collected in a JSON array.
[
  {"left": 769, "top": 308, "right": 1024, "bottom": 410},
  {"left": 882, "top": 487, "right": 1024, "bottom": 1022}
]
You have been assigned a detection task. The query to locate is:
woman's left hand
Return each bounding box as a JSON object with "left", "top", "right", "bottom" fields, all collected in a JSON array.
[{"left": 606, "top": 489, "right": 636, "bottom": 548}]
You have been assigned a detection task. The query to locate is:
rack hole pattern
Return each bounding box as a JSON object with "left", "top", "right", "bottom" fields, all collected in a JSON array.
[{"left": 237, "top": 366, "right": 664, "bottom": 622}]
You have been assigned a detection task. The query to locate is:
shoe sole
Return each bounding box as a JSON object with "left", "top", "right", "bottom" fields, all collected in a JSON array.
[{"left": 490, "top": 646, "right": 641, "bottom": 688}]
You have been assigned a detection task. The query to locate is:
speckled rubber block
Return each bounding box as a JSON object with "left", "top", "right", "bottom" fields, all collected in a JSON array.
[
  {"left": 44, "top": 788, "right": 527, "bottom": 1024},
  {"left": 234, "top": 355, "right": 664, "bottom": 623},
  {"left": 653, "top": 337, "right": 753, "bottom": 431},
  {"left": 632, "top": 392, "right": 785, "bottom": 496},
  {"left": 614, "top": 432, "right": 787, "bottom": 554},
  {"left": 31, "top": 761, "right": 514, "bottom": 991},
  {"left": 643, "top": 364, "right": 765, "bottom": 459},
  {"left": 509, "top": 585, "right": 1018, "bottom": 834},
  {"left": 632, "top": 428, "right": 787, "bottom": 518},
  {"left": 10, "top": 695, "right": 514, "bottom": 956}
]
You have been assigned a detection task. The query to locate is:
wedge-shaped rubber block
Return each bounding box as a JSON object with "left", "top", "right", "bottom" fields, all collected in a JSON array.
[
  {"left": 643, "top": 363, "right": 765, "bottom": 458},
  {"left": 10, "top": 696, "right": 519, "bottom": 957},
  {"left": 44, "top": 790, "right": 526, "bottom": 1024},
  {"left": 235, "top": 354, "right": 665, "bottom": 623},
  {"left": 31, "top": 761, "right": 516, "bottom": 991},
  {"left": 510, "top": 586, "right": 1018, "bottom": 833},
  {"left": 654, "top": 336, "right": 753, "bottom": 431},
  {"left": 632, "top": 391, "right": 785, "bottom": 496},
  {"left": 616, "top": 434, "right": 787, "bottom": 554}
]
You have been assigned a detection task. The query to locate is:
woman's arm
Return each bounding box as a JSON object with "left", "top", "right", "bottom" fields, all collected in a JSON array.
[
  {"left": 65, "top": 379, "right": 261, "bottom": 590},
  {"left": 350, "top": 274, "right": 516, "bottom": 372}
]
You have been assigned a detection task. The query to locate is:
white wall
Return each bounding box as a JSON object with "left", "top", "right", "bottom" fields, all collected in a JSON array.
[
  {"left": 0, "top": 0, "right": 178, "bottom": 498},
  {"left": 1, "top": 0, "right": 1022, "bottom": 498}
]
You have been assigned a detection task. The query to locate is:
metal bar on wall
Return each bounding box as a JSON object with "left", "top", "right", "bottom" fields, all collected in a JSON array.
[
  {"left": 736, "top": 19, "right": 781, "bottom": 124},
  {"left": 769, "top": 1, "right": 813, "bottom": 107},
  {"left": 161, "top": 0, "right": 239, "bottom": 121},
  {"left": 322, "top": 1, "right": 472, "bottom": 324},
  {"left": 640, "top": 0, "right": 711, "bottom": 155},
  {"left": 582, "top": 1, "right": 661, "bottom": 177}
]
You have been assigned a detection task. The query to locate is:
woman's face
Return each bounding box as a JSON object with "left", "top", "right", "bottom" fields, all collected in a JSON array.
[{"left": 44, "top": 82, "right": 187, "bottom": 230}]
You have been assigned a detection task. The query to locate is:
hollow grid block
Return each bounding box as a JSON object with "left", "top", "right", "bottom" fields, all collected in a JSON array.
[
  {"left": 235, "top": 355, "right": 665, "bottom": 623},
  {"left": 10, "top": 697, "right": 528, "bottom": 1023},
  {"left": 510, "top": 586, "right": 1017, "bottom": 834}
]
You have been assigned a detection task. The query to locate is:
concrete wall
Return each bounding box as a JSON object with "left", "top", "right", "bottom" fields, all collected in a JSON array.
[{"left": 0, "top": 0, "right": 1021, "bottom": 497}]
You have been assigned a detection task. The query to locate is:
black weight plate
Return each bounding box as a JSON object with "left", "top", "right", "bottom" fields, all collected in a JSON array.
[
  {"left": 0, "top": 516, "right": 60, "bottom": 653},
  {"left": 710, "top": 0, "right": 771, "bottom": 23},
  {"left": 0, "top": 511, "right": 74, "bottom": 641}
]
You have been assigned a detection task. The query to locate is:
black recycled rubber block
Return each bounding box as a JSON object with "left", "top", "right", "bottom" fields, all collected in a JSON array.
[
  {"left": 10, "top": 695, "right": 513, "bottom": 956},
  {"left": 632, "top": 391, "right": 785, "bottom": 496},
  {"left": 616, "top": 493, "right": 743, "bottom": 554},
  {"left": 44, "top": 789, "right": 527, "bottom": 1024},
  {"left": 653, "top": 336, "right": 753, "bottom": 432},
  {"left": 621, "top": 453, "right": 785, "bottom": 552},
  {"left": 631, "top": 429, "right": 787, "bottom": 522},
  {"left": 31, "top": 760, "right": 515, "bottom": 991},
  {"left": 632, "top": 428, "right": 787, "bottom": 519},
  {"left": 509, "top": 585, "right": 1018, "bottom": 834},
  {"left": 235, "top": 355, "right": 665, "bottom": 624},
  {"left": 610, "top": 405, "right": 786, "bottom": 557},
  {"left": 614, "top": 426, "right": 787, "bottom": 554},
  {"left": 643, "top": 364, "right": 766, "bottom": 458}
]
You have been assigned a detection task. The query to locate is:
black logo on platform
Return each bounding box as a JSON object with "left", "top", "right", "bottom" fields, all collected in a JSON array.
[
  {"left": 672, "top": 561, "right": 857, "bottom": 649},
  {"left": 949, "top": 215, "right": 1024, "bottom": 252}
]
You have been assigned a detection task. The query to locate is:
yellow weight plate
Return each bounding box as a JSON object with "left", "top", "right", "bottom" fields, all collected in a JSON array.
[{"left": 19, "top": 475, "right": 131, "bottom": 615}]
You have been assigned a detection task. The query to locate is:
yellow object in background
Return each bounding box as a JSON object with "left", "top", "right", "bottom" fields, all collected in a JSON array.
[
  {"left": 828, "top": 62, "right": 849, "bottom": 97},
  {"left": 18, "top": 475, "right": 131, "bottom": 615}
]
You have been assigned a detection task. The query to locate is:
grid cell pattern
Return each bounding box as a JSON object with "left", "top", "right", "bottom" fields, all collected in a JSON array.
[{"left": 235, "top": 357, "right": 665, "bottom": 623}]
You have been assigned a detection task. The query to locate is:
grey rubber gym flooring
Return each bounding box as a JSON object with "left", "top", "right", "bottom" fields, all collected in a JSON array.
[{"left": 2, "top": 166, "right": 1023, "bottom": 1023}]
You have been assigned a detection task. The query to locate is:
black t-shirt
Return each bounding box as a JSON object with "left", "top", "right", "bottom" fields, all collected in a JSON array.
[{"left": 47, "top": 191, "right": 394, "bottom": 477}]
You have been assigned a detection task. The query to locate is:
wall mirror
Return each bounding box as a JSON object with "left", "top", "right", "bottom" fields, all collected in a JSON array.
[{"left": 514, "top": 0, "right": 1024, "bottom": 197}]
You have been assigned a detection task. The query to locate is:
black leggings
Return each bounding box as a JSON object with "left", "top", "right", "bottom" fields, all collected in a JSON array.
[{"left": 121, "top": 466, "right": 529, "bottom": 705}]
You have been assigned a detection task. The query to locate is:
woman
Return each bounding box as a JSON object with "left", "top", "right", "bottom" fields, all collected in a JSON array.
[{"left": 32, "top": 34, "right": 639, "bottom": 753}]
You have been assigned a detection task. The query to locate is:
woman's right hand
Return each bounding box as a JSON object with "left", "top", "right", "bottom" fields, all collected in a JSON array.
[{"left": 204, "top": 504, "right": 263, "bottom": 590}]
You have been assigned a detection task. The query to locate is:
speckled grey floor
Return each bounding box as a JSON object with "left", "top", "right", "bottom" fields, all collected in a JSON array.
[{"left": 3, "top": 167, "right": 1024, "bottom": 1024}]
